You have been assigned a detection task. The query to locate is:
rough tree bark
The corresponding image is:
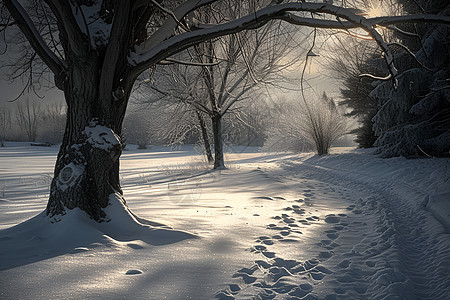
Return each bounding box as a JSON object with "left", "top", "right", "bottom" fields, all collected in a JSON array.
[
  {"left": 46, "top": 52, "right": 130, "bottom": 221},
  {"left": 196, "top": 111, "right": 213, "bottom": 163},
  {"left": 212, "top": 112, "right": 225, "bottom": 169}
]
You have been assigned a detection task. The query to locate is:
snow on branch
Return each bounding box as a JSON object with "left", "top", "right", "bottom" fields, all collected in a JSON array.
[
  {"left": 3, "top": 0, "right": 67, "bottom": 76},
  {"left": 130, "top": 2, "right": 450, "bottom": 86},
  {"left": 138, "top": 0, "right": 218, "bottom": 51},
  {"left": 158, "top": 57, "right": 221, "bottom": 66},
  {"left": 280, "top": 13, "right": 450, "bottom": 30},
  {"left": 359, "top": 73, "right": 392, "bottom": 81}
]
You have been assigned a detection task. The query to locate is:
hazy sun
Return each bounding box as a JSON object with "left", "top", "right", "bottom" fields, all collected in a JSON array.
[{"left": 367, "top": 3, "right": 385, "bottom": 17}]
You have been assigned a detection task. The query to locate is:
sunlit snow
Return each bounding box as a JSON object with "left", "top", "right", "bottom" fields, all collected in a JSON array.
[{"left": 0, "top": 143, "right": 449, "bottom": 299}]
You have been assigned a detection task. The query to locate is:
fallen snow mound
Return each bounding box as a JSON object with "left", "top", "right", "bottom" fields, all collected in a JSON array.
[{"left": 0, "top": 194, "right": 194, "bottom": 271}]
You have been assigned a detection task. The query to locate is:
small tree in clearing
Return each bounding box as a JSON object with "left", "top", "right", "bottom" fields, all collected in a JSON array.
[
  {"left": 264, "top": 93, "right": 347, "bottom": 155},
  {"left": 305, "top": 93, "right": 347, "bottom": 155}
]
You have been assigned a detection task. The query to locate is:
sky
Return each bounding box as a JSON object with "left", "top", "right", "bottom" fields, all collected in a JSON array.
[
  {"left": 0, "top": 67, "right": 64, "bottom": 110},
  {"left": 0, "top": 55, "right": 341, "bottom": 114}
]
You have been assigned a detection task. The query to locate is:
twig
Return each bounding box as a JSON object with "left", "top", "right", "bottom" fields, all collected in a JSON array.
[
  {"left": 150, "top": 0, "right": 189, "bottom": 32},
  {"left": 388, "top": 42, "right": 432, "bottom": 71},
  {"left": 417, "top": 145, "right": 433, "bottom": 158}
]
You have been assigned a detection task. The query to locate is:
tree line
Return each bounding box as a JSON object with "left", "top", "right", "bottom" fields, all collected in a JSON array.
[{"left": 0, "top": 100, "right": 65, "bottom": 145}]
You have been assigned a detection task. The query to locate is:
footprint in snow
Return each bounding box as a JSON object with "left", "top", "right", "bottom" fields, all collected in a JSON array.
[
  {"left": 252, "top": 196, "right": 274, "bottom": 201},
  {"left": 125, "top": 269, "right": 143, "bottom": 275},
  {"left": 319, "top": 250, "right": 334, "bottom": 261},
  {"left": 327, "top": 232, "right": 340, "bottom": 240},
  {"left": 346, "top": 205, "right": 356, "bottom": 211},
  {"left": 218, "top": 250, "right": 334, "bottom": 298},
  {"left": 338, "top": 260, "right": 351, "bottom": 268},
  {"left": 325, "top": 214, "right": 341, "bottom": 224},
  {"left": 232, "top": 272, "right": 257, "bottom": 284}
]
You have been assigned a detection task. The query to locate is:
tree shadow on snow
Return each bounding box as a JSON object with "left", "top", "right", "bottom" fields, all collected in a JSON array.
[{"left": 0, "top": 196, "right": 195, "bottom": 271}]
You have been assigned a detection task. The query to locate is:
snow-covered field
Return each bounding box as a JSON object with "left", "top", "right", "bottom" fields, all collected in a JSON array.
[{"left": 0, "top": 143, "right": 449, "bottom": 299}]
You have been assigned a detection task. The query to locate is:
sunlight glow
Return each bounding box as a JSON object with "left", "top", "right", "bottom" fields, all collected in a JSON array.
[{"left": 366, "top": 2, "right": 385, "bottom": 18}]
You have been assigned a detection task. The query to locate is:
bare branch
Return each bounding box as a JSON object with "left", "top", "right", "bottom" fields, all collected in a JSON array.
[
  {"left": 149, "top": 0, "right": 189, "bottom": 32},
  {"left": 43, "top": 0, "right": 88, "bottom": 56},
  {"left": 387, "top": 25, "right": 421, "bottom": 38},
  {"left": 138, "top": 0, "right": 218, "bottom": 51},
  {"left": 388, "top": 42, "right": 432, "bottom": 71},
  {"left": 158, "top": 57, "right": 221, "bottom": 66},
  {"left": 3, "top": 0, "right": 66, "bottom": 77}
]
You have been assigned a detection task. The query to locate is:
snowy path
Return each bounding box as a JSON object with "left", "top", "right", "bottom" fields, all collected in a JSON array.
[
  {"left": 218, "top": 156, "right": 450, "bottom": 299},
  {"left": 0, "top": 144, "right": 449, "bottom": 299}
]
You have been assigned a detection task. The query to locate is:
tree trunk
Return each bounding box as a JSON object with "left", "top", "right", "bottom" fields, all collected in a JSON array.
[
  {"left": 197, "top": 111, "right": 213, "bottom": 163},
  {"left": 46, "top": 56, "right": 127, "bottom": 222},
  {"left": 212, "top": 112, "right": 225, "bottom": 169}
]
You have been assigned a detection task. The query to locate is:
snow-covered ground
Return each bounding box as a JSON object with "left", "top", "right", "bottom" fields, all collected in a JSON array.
[{"left": 0, "top": 142, "right": 449, "bottom": 299}]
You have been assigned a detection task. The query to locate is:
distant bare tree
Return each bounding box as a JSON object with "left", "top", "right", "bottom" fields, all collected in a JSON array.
[
  {"left": 123, "top": 110, "right": 153, "bottom": 149},
  {"left": 16, "top": 98, "right": 40, "bottom": 142},
  {"left": 0, "top": 106, "right": 13, "bottom": 146},
  {"left": 40, "top": 102, "right": 66, "bottom": 143},
  {"left": 306, "top": 92, "right": 348, "bottom": 155}
]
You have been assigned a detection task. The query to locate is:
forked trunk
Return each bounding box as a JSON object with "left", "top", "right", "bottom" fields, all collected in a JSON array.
[{"left": 212, "top": 113, "right": 225, "bottom": 169}]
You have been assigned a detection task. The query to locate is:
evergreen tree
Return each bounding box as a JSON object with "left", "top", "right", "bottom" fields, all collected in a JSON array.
[{"left": 371, "top": 2, "right": 450, "bottom": 157}]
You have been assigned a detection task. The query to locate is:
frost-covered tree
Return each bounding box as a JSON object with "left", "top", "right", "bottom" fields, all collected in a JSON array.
[
  {"left": 264, "top": 92, "right": 347, "bottom": 155},
  {"left": 1, "top": 0, "right": 449, "bottom": 221},
  {"left": 135, "top": 61, "right": 215, "bottom": 161},
  {"left": 123, "top": 111, "right": 153, "bottom": 149}
]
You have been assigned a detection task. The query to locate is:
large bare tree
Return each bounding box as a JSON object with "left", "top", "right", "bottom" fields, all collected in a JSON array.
[{"left": 1, "top": 0, "right": 449, "bottom": 222}]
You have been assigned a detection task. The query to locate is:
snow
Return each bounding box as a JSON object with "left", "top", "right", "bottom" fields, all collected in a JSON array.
[
  {"left": 0, "top": 143, "right": 449, "bottom": 299},
  {"left": 70, "top": 1, "right": 112, "bottom": 48},
  {"left": 83, "top": 123, "right": 121, "bottom": 151}
]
